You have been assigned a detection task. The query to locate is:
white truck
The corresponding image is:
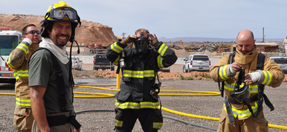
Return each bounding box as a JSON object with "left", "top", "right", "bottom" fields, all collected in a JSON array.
[{"left": 0, "top": 28, "right": 22, "bottom": 83}]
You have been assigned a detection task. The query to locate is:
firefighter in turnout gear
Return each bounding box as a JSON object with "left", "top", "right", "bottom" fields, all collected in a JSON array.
[
  {"left": 106, "top": 28, "right": 177, "bottom": 132},
  {"left": 7, "top": 24, "right": 41, "bottom": 132},
  {"left": 209, "top": 29, "right": 284, "bottom": 132}
]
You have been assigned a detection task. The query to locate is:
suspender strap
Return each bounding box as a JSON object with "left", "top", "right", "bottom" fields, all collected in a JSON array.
[
  {"left": 217, "top": 66, "right": 224, "bottom": 97},
  {"left": 225, "top": 97, "right": 235, "bottom": 124},
  {"left": 49, "top": 51, "right": 68, "bottom": 112}
]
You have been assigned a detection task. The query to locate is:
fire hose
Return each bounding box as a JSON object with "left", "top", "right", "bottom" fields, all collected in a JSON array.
[{"left": 0, "top": 84, "right": 286, "bottom": 130}]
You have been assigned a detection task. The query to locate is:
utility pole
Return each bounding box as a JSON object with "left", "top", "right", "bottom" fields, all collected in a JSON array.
[
  {"left": 262, "top": 27, "right": 265, "bottom": 42},
  {"left": 122, "top": 33, "right": 126, "bottom": 39}
]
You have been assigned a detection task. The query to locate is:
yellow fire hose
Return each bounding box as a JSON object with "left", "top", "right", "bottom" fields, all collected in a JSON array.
[{"left": 0, "top": 84, "right": 286, "bottom": 130}]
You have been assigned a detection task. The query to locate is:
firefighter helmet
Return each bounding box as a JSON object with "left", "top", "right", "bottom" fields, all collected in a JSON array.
[{"left": 40, "top": 1, "right": 81, "bottom": 42}]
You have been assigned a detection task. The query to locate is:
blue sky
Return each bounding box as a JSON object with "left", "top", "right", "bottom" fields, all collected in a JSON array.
[{"left": 1, "top": 0, "right": 287, "bottom": 39}]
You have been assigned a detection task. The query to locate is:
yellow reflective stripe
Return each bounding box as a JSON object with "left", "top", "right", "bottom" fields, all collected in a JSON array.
[
  {"left": 115, "top": 119, "right": 123, "bottom": 127},
  {"left": 153, "top": 122, "right": 163, "bottom": 129},
  {"left": 7, "top": 56, "right": 15, "bottom": 69},
  {"left": 224, "top": 101, "right": 258, "bottom": 119},
  {"left": 115, "top": 100, "right": 159, "bottom": 109},
  {"left": 249, "top": 85, "right": 259, "bottom": 93},
  {"left": 219, "top": 65, "right": 229, "bottom": 80},
  {"left": 16, "top": 43, "right": 28, "bottom": 54},
  {"left": 111, "top": 42, "right": 123, "bottom": 53},
  {"left": 157, "top": 55, "right": 164, "bottom": 68},
  {"left": 144, "top": 70, "right": 154, "bottom": 77},
  {"left": 122, "top": 70, "right": 155, "bottom": 78},
  {"left": 224, "top": 82, "right": 258, "bottom": 93},
  {"left": 14, "top": 70, "right": 29, "bottom": 80},
  {"left": 16, "top": 97, "right": 31, "bottom": 106},
  {"left": 113, "top": 55, "right": 120, "bottom": 66},
  {"left": 262, "top": 70, "right": 272, "bottom": 85},
  {"left": 158, "top": 43, "right": 168, "bottom": 56}
]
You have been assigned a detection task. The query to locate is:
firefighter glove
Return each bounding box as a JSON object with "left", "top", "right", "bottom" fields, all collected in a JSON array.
[
  {"left": 151, "top": 36, "right": 159, "bottom": 47},
  {"left": 247, "top": 70, "right": 263, "bottom": 83},
  {"left": 121, "top": 35, "right": 134, "bottom": 45},
  {"left": 227, "top": 64, "right": 236, "bottom": 76},
  {"left": 21, "top": 38, "right": 32, "bottom": 46}
]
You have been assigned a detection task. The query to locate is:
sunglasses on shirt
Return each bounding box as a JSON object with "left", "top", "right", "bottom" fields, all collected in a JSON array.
[{"left": 25, "top": 30, "right": 40, "bottom": 35}]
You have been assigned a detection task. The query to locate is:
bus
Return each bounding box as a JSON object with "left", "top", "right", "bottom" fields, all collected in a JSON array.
[{"left": 0, "top": 28, "right": 22, "bottom": 83}]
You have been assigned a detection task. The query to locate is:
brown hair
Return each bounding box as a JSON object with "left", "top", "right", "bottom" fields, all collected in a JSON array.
[
  {"left": 22, "top": 24, "right": 36, "bottom": 34},
  {"left": 135, "top": 28, "right": 149, "bottom": 34}
]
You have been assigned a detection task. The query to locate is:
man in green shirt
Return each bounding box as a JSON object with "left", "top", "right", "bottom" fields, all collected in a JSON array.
[{"left": 29, "top": 1, "right": 81, "bottom": 132}]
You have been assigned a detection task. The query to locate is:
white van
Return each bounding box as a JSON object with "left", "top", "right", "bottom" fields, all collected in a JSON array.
[
  {"left": 183, "top": 54, "right": 211, "bottom": 72},
  {"left": 270, "top": 56, "right": 287, "bottom": 73}
]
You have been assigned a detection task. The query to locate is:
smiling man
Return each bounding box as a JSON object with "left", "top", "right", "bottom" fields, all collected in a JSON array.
[{"left": 28, "top": 1, "right": 81, "bottom": 132}]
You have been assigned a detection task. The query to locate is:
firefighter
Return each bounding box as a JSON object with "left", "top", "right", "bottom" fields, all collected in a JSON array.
[
  {"left": 7, "top": 24, "right": 40, "bottom": 132},
  {"left": 209, "top": 29, "right": 284, "bottom": 132},
  {"left": 106, "top": 28, "right": 177, "bottom": 132},
  {"left": 28, "top": 1, "right": 81, "bottom": 132}
]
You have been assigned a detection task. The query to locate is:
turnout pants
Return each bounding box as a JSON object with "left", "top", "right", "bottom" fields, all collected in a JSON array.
[
  {"left": 217, "top": 106, "right": 268, "bottom": 132},
  {"left": 13, "top": 105, "right": 34, "bottom": 132},
  {"left": 115, "top": 108, "right": 163, "bottom": 132}
]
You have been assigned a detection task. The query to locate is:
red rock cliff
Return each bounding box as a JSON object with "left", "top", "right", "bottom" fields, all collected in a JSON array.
[{"left": 0, "top": 14, "right": 117, "bottom": 47}]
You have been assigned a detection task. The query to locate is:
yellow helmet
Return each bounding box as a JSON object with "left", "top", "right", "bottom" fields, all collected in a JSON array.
[
  {"left": 45, "top": 1, "right": 80, "bottom": 22},
  {"left": 40, "top": 1, "right": 81, "bottom": 42}
]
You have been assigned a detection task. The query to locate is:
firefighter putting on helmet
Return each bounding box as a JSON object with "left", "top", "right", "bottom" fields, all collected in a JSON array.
[
  {"left": 106, "top": 28, "right": 177, "bottom": 132},
  {"left": 209, "top": 29, "right": 285, "bottom": 132}
]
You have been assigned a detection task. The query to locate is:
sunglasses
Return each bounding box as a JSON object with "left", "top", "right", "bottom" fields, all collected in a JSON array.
[{"left": 25, "top": 30, "right": 40, "bottom": 35}]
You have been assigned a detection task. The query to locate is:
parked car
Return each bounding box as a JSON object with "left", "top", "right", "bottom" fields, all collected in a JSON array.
[
  {"left": 93, "top": 52, "right": 115, "bottom": 71},
  {"left": 270, "top": 56, "right": 287, "bottom": 73},
  {"left": 71, "top": 56, "right": 82, "bottom": 70},
  {"left": 183, "top": 54, "right": 211, "bottom": 72}
]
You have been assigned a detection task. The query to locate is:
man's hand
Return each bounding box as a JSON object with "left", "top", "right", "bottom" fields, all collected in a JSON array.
[
  {"left": 231, "top": 62, "right": 242, "bottom": 72},
  {"left": 74, "top": 128, "right": 81, "bottom": 132},
  {"left": 244, "top": 74, "right": 253, "bottom": 83},
  {"left": 245, "top": 71, "right": 262, "bottom": 83},
  {"left": 121, "top": 35, "right": 135, "bottom": 45}
]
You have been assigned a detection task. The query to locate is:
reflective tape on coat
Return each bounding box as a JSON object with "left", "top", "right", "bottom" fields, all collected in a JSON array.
[
  {"left": 219, "top": 65, "right": 229, "bottom": 80},
  {"left": 115, "top": 100, "right": 160, "bottom": 109},
  {"left": 261, "top": 70, "right": 272, "bottom": 85},
  {"left": 122, "top": 70, "right": 155, "bottom": 78},
  {"left": 224, "top": 82, "right": 259, "bottom": 94},
  {"left": 158, "top": 43, "right": 168, "bottom": 56},
  {"left": 111, "top": 42, "right": 124, "bottom": 53},
  {"left": 224, "top": 101, "right": 258, "bottom": 119}
]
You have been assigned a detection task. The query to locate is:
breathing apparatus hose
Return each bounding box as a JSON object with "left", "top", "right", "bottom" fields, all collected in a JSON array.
[{"left": 0, "top": 85, "right": 286, "bottom": 130}]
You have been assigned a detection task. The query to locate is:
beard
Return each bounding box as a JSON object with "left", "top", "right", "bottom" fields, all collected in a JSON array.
[{"left": 55, "top": 34, "right": 70, "bottom": 47}]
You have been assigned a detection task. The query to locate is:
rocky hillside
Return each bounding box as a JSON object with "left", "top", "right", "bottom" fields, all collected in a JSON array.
[{"left": 0, "top": 14, "right": 117, "bottom": 47}]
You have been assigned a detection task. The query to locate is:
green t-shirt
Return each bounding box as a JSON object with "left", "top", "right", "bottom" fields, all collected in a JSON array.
[{"left": 29, "top": 49, "right": 74, "bottom": 114}]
